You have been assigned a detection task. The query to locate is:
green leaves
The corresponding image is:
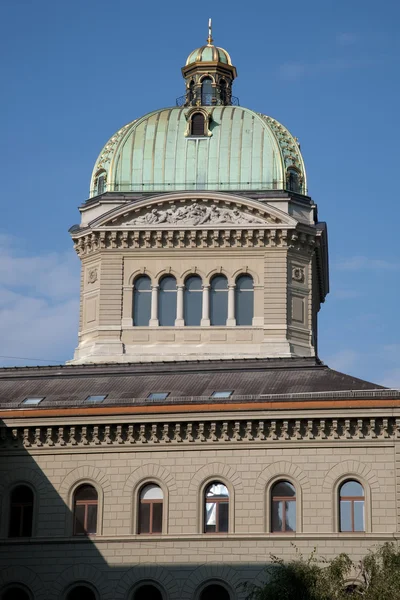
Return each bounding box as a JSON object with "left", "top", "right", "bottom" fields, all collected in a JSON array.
[{"left": 242, "top": 543, "right": 400, "bottom": 600}]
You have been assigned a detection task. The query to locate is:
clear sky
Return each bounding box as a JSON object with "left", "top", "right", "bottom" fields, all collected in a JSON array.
[{"left": 0, "top": 0, "right": 399, "bottom": 386}]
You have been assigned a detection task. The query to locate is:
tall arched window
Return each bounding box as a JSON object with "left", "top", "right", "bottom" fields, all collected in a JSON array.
[
  {"left": 235, "top": 274, "right": 254, "bottom": 325},
  {"left": 133, "top": 275, "right": 152, "bottom": 326},
  {"left": 138, "top": 484, "right": 163, "bottom": 534},
  {"left": 339, "top": 480, "right": 365, "bottom": 532},
  {"left": 73, "top": 484, "right": 98, "bottom": 535},
  {"left": 210, "top": 275, "right": 228, "bottom": 326},
  {"left": 66, "top": 586, "right": 97, "bottom": 600},
  {"left": 184, "top": 275, "right": 202, "bottom": 325},
  {"left": 188, "top": 80, "right": 195, "bottom": 104},
  {"left": 204, "top": 482, "right": 229, "bottom": 533},
  {"left": 191, "top": 112, "right": 206, "bottom": 136},
  {"left": 220, "top": 79, "right": 227, "bottom": 104},
  {"left": 271, "top": 481, "right": 296, "bottom": 533},
  {"left": 2, "top": 587, "right": 31, "bottom": 600},
  {"left": 201, "top": 77, "right": 213, "bottom": 105},
  {"left": 158, "top": 276, "right": 177, "bottom": 326},
  {"left": 287, "top": 167, "right": 301, "bottom": 193},
  {"left": 134, "top": 585, "right": 163, "bottom": 600},
  {"left": 200, "top": 584, "right": 230, "bottom": 600},
  {"left": 8, "top": 485, "right": 34, "bottom": 538},
  {"left": 97, "top": 175, "right": 105, "bottom": 195}
]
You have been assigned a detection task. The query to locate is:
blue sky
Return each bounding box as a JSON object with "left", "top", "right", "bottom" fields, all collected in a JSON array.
[{"left": 0, "top": 0, "right": 399, "bottom": 386}]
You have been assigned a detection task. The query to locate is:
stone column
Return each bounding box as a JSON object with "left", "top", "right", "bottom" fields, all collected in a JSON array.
[
  {"left": 149, "top": 285, "right": 159, "bottom": 326},
  {"left": 201, "top": 285, "right": 210, "bottom": 326},
  {"left": 227, "top": 284, "right": 236, "bottom": 326},
  {"left": 121, "top": 285, "right": 133, "bottom": 327},
  {"left": 175, "top": 285, "right": 185, "bottom": 326}
]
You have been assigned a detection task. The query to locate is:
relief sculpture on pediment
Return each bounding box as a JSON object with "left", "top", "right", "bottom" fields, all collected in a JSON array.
[{"left": 124, "top": 202, "right": 270, "bottom": 227}]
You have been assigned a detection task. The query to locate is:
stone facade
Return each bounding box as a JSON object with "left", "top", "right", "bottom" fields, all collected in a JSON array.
[{"left": 1, "top": 405, "right": 400, "bottom": 599}]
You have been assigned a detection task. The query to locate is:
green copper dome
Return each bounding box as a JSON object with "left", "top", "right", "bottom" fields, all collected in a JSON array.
[
  {"left": 90, "top": 106, "right": 306, "bottom": 197},
  {"left": 186, "top": 44, "right": 232, "bottom": 65}
]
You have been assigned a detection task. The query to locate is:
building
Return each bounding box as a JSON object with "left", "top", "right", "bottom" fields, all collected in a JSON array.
[{"left": 1, "top": 27, "right": 399, "bottom": 600}]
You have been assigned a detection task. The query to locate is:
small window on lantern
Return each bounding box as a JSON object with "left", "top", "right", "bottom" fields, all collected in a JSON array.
[
  {"left": 191, "top": 112, "right": 206, "bottom": 136},
  {"left": 287, "top": 167, "right": 301, "bottom": 193}
]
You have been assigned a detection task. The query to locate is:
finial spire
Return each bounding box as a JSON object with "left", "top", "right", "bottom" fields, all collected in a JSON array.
[{"left": 207, "top": 18, "right": 213, "bottom": 45}]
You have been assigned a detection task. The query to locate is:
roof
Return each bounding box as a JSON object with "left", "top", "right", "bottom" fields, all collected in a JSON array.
[
  {"left": 0, "top": 357, "right": 388, "bottom": 412},
  {"left": 186, "top": 44, "right": 232, "bottom": 65},
  {"left": 90, "top": 107, "right": 306, "bottom": 197}
]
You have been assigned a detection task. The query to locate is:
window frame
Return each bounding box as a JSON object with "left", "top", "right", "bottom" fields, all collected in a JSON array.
[
  {"left": 70, "top": 482, "right": 101, "bottom": 537},
  {"left": 132, "top": 274, "right": 152, "bottom": 327},
  {"left": 334, "top": 475, "right": 371, "bottom": 533},
  {"left": 1, "top": 584, "right": 33, "bottom": 600},
  {"left": 234, "top": 274, "right": 254, "bottom": 326},
  {"left": 266, "top": 476, "right": 301, "bottom": 533},
  {"left": 132, "top": 479, "right": 168, "bottom": 535},
  {"left": 64, "top": 583, "right": 99, "bottom": 600},
  {"left": 339, "top": 479, "right": 365, "bottom": 533},
  {"left": 201, "top": 479, "right": 233, "bottom": 534},
  {"left": 138, "top": 484, "right": 164, "bottom": 535},
  {"left": 270, "top": 480, "right": 296, "bottom": 534},
  {"left": 8, "top": 484, "right": 35, "bottom": 539}
]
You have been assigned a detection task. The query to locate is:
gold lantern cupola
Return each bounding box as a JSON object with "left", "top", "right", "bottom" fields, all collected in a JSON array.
[{"left": 181, "top": 19, "right": 238, "bottom": 107}]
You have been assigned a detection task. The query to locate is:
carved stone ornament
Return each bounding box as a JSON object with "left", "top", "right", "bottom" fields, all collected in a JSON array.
[
  {"left": 87, "top": 267, "right": 98, "bottom": 284},
  {"left": 292, "top": 266, "right": 305, "bottom": 283},
  {"left": 123, "top": 202, "right": 269, "bottom": 227}
]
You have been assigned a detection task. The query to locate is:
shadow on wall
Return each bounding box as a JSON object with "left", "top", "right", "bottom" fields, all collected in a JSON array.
[{"left": 0, "top": 418, "right": 268, "bottom": 600}]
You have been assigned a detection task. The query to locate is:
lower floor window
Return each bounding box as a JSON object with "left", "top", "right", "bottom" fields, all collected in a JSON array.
[
  {"left": 2, "top": 588, "right": 31, "bottom": 600},
  {"left": 200, "top": 584, "right": 230, "bottom": 600},
  {"left": 133, "top": 585, "right": 163, "bottom": 600},
  {"left": 66, "top": 586, "right": 96, "bottom": 600}
]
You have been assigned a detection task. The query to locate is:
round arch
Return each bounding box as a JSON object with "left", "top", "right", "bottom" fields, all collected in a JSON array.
[
  {"left": 180, "top": 565, "right": 240, "bottom": 600},
  {"left": 114, "top": 566, "right": 179, "bottom": 600}
]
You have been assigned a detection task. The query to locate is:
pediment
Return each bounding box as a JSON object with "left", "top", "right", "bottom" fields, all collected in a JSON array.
[{"left": 90, "top": 192, "right": 298, "bottom": 230}]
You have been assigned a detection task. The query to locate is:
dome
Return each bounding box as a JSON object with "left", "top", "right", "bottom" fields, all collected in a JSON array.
[
  {"left": 90, "top": 106, "right": 306, "bottom": 197},
  {"left": 186, "top": 44, "right": 232, "bottom": 65}
]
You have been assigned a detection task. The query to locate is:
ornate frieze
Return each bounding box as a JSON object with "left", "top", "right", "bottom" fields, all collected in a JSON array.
[
  {"left": 72, "top": 229, "right": 318, "bottom": 256},
  {"left": 2, "top": 417, "right": 400, "bottom": 450}
]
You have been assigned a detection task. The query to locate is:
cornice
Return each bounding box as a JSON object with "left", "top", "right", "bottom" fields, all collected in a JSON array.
[{"left": 1, "top": 416, "right": 399, "bottom": 452}]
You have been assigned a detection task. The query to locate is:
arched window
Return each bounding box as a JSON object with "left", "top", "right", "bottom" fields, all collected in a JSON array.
[
  {"left": 188, "top": 80, "right": 195, "bottom": 104},
  {"left": 235, "top": 274, "right": 254, "bottom": 325},
  {"left": 204, "top": 482, "right": 229, "bottom": 533},
  {"left": 287, "top": 167, "right": 301, "bottom": 193},
  {"left": 200, "top": 584, "right": 230, "bottom": 600},
  {"left": 133, "top": 275, "right": 152, "bottom": 326},
  {"left": 210, "top": 275, "right": 228, "bottom": 326},
  {"left": 271, "top": 481, "right": 296, "bottom": 533},
  {"left": 2, "top": 586, "right": 31, "bottom": 600},
  {"left": 158, "top": 276, "right": 177, "bottom": 326},
  {"left": 339, "top": 480, "right": 365, "bottom": 532},
  {"left": 184, "top": 275, "right": 202, "bottom": 325},
  {"left": 201, "top": 77, "right": 213, "bottom": 105},
  {"left": 138, "top": 484, "right": 163, "bottom": 534},
  {"left": 133, "top": 584, "right": 163, "bottom": 600},
  {"left": 66, "top": 586, "right": 97, "bottom": 600},
  {"left": 220, "top": 79, "right": 227, "bottom": 105},
  {"left": 191, "top": 112, "right": 206, "bottom": 136},
  {"left": 73, "top": 484, "right": 98, "bottom": 535},
  {"left": 97, "top": 175, "right": 105, "bottom": 195},
  {"left": 8, "top": 485, "right": 34, "bottom": 538}
]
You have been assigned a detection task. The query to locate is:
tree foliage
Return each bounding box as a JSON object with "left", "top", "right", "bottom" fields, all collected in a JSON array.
[{"left": 243, "top": 543, "right": 400, "bottom": 600}]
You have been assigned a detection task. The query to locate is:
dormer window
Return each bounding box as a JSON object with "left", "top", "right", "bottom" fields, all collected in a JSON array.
[
  {"left": 287, "top": 167, "right": 301, "bottom": 193},
  {"left": 94, "top": 170, "right": 106, "bottom": 196},
  {"left": 191, "top": 112, "right": 206, "bottom": 136}
]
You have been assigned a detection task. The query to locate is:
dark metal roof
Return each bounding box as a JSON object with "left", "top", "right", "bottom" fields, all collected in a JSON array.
[{"left": 0, "top": 357, "right": 387, "bottom": 410}]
